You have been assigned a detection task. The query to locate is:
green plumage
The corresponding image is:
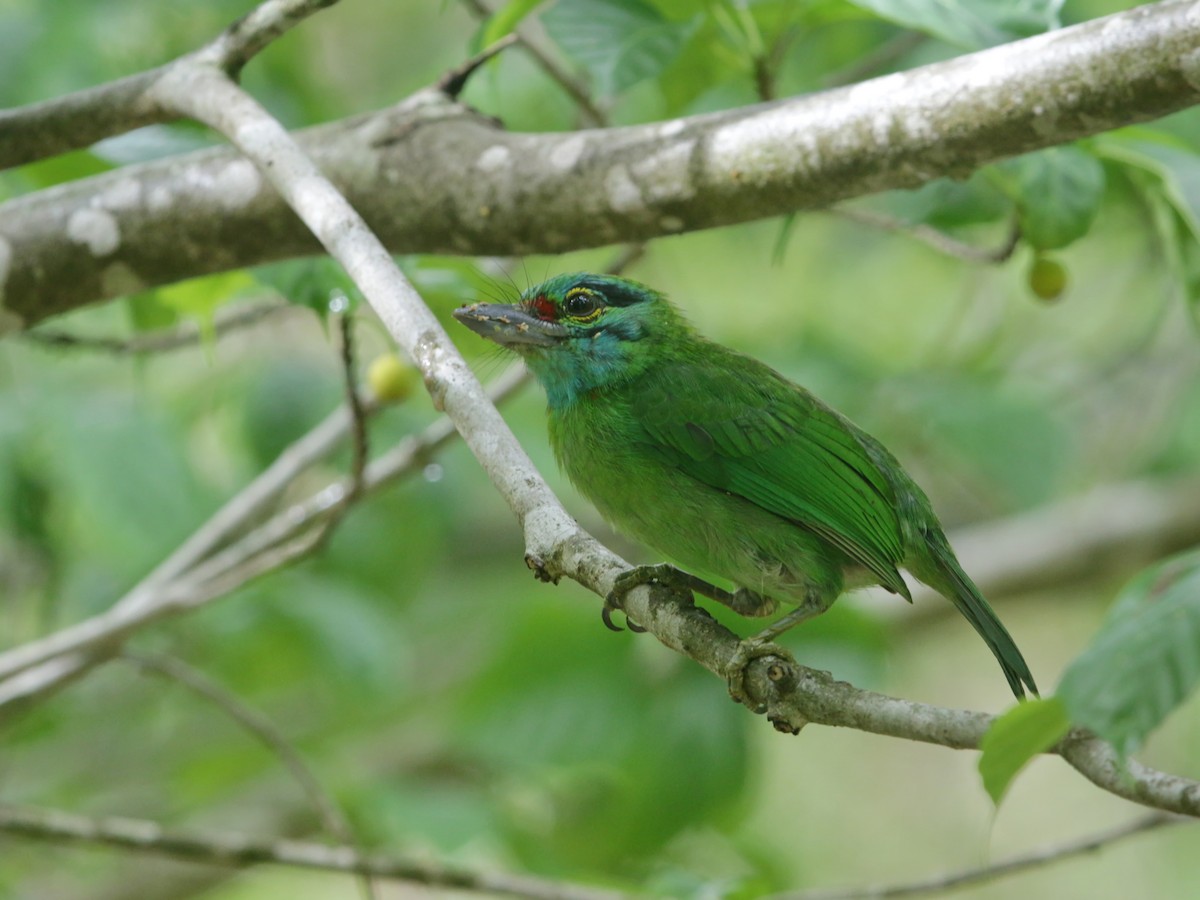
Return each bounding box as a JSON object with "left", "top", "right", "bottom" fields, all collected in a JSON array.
[{"left": 454, "top": 273, "right": 1037, "bottom": 699}]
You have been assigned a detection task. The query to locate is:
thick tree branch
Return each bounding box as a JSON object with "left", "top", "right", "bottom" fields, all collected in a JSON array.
[
  {"left": 3, "top": 1, "right": 1200, "bottom": 329},
  {"left": 0, "top": 804, "right": 626, "bottom": 900}
]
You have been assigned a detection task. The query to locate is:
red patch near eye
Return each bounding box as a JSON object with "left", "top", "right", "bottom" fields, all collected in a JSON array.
[{"left": 530, "top": 294, "right": 557, "bottom": 321}]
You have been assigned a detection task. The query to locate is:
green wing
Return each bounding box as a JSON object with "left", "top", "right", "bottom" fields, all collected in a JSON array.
[{"left": 632, "top": 354, "right": 910, "bottom": 597}]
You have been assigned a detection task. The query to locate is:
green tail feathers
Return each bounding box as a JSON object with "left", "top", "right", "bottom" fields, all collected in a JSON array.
[{"left": 918, "top": 536, "right": 1039, "bottom": 700}]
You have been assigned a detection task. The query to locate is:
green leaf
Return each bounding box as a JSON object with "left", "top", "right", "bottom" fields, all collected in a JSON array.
[
  {"left": 156, "top": 270, "right": 258, "bottom": 341},
  {"left": 844, "top": 0, "right": 1062, "bottom": 49},
  {"left": 480, "top": 0, "right": 547, "bottom": 47},
  {"left": 1097, "top": 130, "right": 1200, "bottom": 240},
  {"left": 125, "top": 291, "right": 180, "bottom": 333},
  {"left": 880, "top": 170, "right": 1010, "bottom": 230},
  {"left": 1098, "top": 130, "right": 1200, "bottom": 316},
  {"left": 255, "top": 257, "right": 359, "bottom": 321},
  {"left": 978, "top": 697, "right": 1069, "bottom": 805},
  {"left": 1057, "top": 550, "right": 1200, "bottom": 758},
  {"left": 996, "top": 146, "right": 1105, "bottom": 251},
  {"left": 542, "top": 0, "right": 694, "bottom": 96},
  {"left": 11, "top": 150, "right": 113, "bottom": 190}
]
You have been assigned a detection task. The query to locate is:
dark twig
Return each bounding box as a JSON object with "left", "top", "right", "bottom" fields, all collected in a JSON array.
[
  {"left": 823, "top": 30, "right": 928, "bottom": 88},
  {"left": 773, "top": 813, "right": 1184, "bottom": 899},
  {"left": 459, "top": 0, "right": 606, "bottom": 127},
  {"left": 21, "top": 299, "right": 290, "bottom": 355},
  {"left": 833, "top": 207, "right": 1021, "bottom": 264},
  {"left": 606, "top": 243, "right": 646, "bottom": 275},
  {"left": 336, "top": 306, "right": 368, "bottom": 505},
  {"left": 436, "top": 34, "right": 519, "bottom": 99}
]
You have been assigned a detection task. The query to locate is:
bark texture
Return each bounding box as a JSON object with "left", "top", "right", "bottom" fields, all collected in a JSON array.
[{"left": 2, "top": 0, "right": 1199, "bottom": 328}]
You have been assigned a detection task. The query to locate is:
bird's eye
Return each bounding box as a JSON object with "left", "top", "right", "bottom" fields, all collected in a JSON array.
[{"left": 564, "top": 291, "right": 600, "bottom": 318}]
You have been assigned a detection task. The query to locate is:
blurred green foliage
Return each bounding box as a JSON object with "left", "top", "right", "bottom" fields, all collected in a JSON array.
[{"left": 2, "top": 0, "right": 1200, "bottom": 898}]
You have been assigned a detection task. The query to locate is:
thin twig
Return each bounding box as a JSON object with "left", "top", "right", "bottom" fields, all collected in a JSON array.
[
  {"left": 436, "top": 33, "right": 519, "bottom": 99},
  {"left": 0, "top": 804, "right": 629, "bottom": 900},
  {"left": 459, "top": 0, "right": 606, "bottom": 127},
  {"left": 606, "top": 243, "right": 646, "bottom": 275},
  {"left": 214, "top": 0, "right": 341, "bottom": 78},
  {"left": 832, "top": 207, "right": 1021, "bottom": 264},
  {"left": 130, "top": 397, "right": 376, "bottom": 604},
  {"left": 0, "top": 364, "right": 530, "bottom": 711},
  {"left": 337, "top": 310, "right": 368, "bottom": 505},
  {"left": 291, "top": 304, "right": 371, "bottom": 559},
  {"left": 21, "top": 299, "right": 291, "bottom": 355},
  {"left": 823, "top": 30, "right": 928, "bottom": 88},
  {"left": 120, "top": 650, "right": 378, "bottom": 900},
  {"left": 773, "top": 813, "right": 1183, "bottom": 899}
]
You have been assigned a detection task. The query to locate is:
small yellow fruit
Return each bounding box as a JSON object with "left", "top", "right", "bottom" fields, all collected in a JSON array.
[
  {"left": 1028, "top": 256, "right": 1067, "bottom": 302},
  {"left": 367, "top": 353, "right": 419, "bottom": 404}
]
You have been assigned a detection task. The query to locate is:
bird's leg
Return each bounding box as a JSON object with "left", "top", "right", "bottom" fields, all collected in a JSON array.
[
  {"left": 658, "top": 573, "right": 778, "bottom": 618},
  {"left": 725, "top": 592, "right": 829, "bottom": 706},
  {"left": 712, "top": 586, "right": 778, "bottom": 618},
  {"left": 604, "top": 563, "right": 692, "bottom": 632},
  {"left": 606, "top": 564, "right": 778, "bottom": 632},
  {"left": 747, "top": 601, "right": 827, "bottom": 644}
]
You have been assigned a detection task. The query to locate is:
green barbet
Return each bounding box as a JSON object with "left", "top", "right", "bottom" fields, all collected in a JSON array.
[{"left": 453, "top": 274, "right": 1037, "bottom": 699}]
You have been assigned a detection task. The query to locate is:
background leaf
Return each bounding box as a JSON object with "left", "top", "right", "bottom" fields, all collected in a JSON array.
[
  {"left": 480, "top": 0, "right": 548, "bottom": 47},
  {"left": 1057, "top": 550, "right": 1200, "bottom": 758},
  {"left": 542, "top": 0, "right": 695, "bottom": 96},
  {"left": 1097, "top": 130, "right": 1200, "bottom": 240},
  {"left": 155, "top": 271, "right": 259, "bottom": 339},
  {"left": 844, "top": 0, "right": 1062, "bottom": 49},
  {"left": 996, "top": 146, "right": 1106, "bottom": 251}
]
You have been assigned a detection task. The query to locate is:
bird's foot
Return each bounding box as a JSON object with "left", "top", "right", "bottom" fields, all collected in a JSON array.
[
  {"left": 725, "top": 600, "right": 826, "bottom": 704},
  {"left": 724, "top": 636, "right": 792, "bottom": 709},
  {"left": 603, "top": 563, "right": 694, "bottom": 633}
]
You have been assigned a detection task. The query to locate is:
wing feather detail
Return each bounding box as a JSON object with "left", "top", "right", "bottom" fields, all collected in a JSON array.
[{"left": 632, "top": 355, "right": 909, "bottom": 597}]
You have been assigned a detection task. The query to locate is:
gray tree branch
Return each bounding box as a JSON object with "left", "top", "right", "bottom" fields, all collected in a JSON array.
[
  {"left": 0, "top": 802, "right": 1183, "bottom": 899},
  {"left": 3, "top": 1, "right": 1200, "bottom": 329},
  {"left": 2, "top": 0, "right": 1198, "bottom": 829},
  {"left": 0, "top": 804, "right": 626, "bottom": 900},
  {"left": 0, "top": 363, "right": 530, "bottom": 715},
  {"left": 0, "top": 0, "right": 336, "bottom": 170},
  {"left": 774, "top": 813, "right": 1183, "bottom": 900}
]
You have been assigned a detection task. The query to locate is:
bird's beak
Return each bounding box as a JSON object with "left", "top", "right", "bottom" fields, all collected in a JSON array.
[{"left": 452, "top": 303, "right": 566, "bottom": 348}]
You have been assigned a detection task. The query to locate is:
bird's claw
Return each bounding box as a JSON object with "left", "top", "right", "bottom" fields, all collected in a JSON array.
[
  {"left": 600, "top": 603, "right": 645, "bottom": 632},
  {"left": 603, "top": 563, "right": 688, "bottom": 634}
]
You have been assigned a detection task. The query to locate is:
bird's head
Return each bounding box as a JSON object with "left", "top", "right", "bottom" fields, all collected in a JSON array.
[{"left": 453, "top": 273, "right": 687, "bottom": 406}]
